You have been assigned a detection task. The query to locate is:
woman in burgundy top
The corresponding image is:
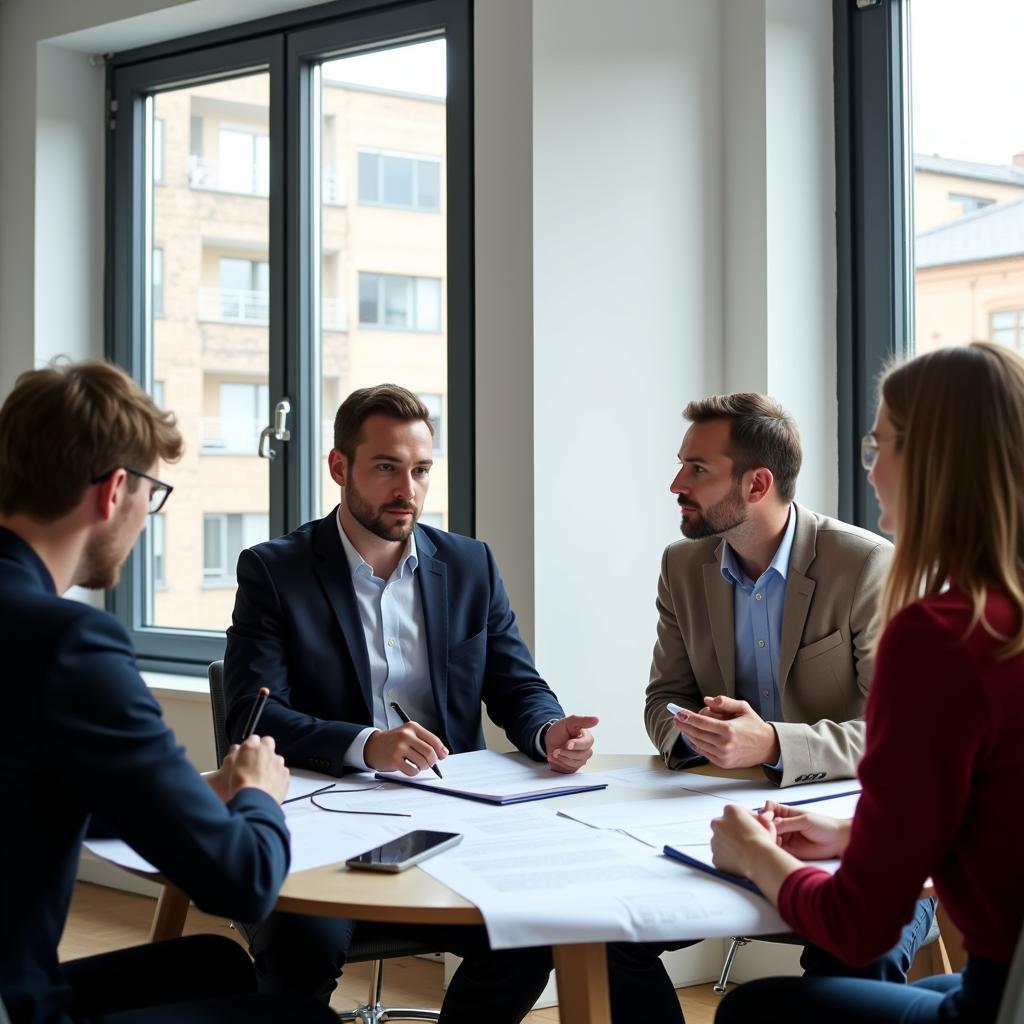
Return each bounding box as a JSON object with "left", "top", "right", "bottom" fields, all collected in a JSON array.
[{"left": 711, "top": 341, "right": 1024, "bottom": 1023}]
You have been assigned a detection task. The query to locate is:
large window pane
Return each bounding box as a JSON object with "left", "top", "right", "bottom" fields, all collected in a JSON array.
[
  {"left": 911, "top": 1, "right": 1024, "bottom": 355},
  {"left": 316, "top": 38, "right": 448, "bottom": 525},
  {"left": 146, "top": 73, "right": 271, "bottom": 632}
]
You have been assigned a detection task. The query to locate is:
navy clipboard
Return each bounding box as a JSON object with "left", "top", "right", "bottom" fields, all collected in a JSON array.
[
  {"left": 375, "top": 774, "right": 607, "bottom": 806},
  {"left": 663, "top": 845, "right": 763, "bottom": 897}
]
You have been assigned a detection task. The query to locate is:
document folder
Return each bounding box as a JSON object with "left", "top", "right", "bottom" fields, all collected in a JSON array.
[
  {"left": 663, "top": 845, "right": 763, "bottom": 896},
  {"left": 375, "top": 773, "right": 607, "bottom": 806}
]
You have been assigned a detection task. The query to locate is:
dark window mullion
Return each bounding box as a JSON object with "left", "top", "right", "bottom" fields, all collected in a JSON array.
[{"left": 834, "top": 0, "right": 911, "bottom": 529}]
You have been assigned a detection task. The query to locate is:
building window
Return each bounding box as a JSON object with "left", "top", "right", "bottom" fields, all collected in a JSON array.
[
  {"left": 203, "top": 381, "right": 269, "bottom": 454},
  {"left": 947, "top": 192, "right": 996, "bottom": 217},
  {"left": 153, "top": 117, "right": 165, "bottom": 184},
  {"left": 152, "top": 248, "right": 164, "bottom": 317},
  {"left": 358, "top": 272, "right": 440, "bottom": 331},
  {"left": 991, "top": 309, "right": 1024, "bottom": 349},
  {"left": 151, "top": 513, "right": 167, "bottom": 588},
  {"left": 420, "top": 393, "right": 443, "bottom": 453},
  {"left": 419, "top": 511, "right": 444, "bottom": 530},
  {"left": 358, "top": 150, "right": 441, "bottom": 211},
  {"left": 219, "top": 127, "right": 270, "bottom": 195},
  {"left": 203, "top": 513, "right": 269, "bottom": 585}
]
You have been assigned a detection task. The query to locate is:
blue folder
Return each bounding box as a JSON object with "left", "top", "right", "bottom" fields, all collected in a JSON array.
[{"left": 662, "top": 845, "right": 763, "bottom": 897}]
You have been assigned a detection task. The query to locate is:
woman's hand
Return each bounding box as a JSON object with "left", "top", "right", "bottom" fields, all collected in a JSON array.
[
  {"left": 762, "top": 800, "right": 851, "bottom": 860},
  {"left": 710, "top": 804, "right": 779, "bottom": 877}
]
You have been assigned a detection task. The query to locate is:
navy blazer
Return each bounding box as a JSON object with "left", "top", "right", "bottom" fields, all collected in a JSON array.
[
  {"left": 224, "top": 512, "right": 564, "bottom": 776},
  {"left": 0, "top": 528, "right": 290, "bottom": 1024}
]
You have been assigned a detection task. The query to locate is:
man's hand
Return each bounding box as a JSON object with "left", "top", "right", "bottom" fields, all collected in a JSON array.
[
  {"left": 710, "top": 803, "right": 777, "bottom": 877},
  {"left": 762, "top": 800, "right": 851, "bottom": 860},
  {"left": 364, "top": 722, "right": 448, "bottom": 776},
  {"left": 672, "top": 695, "right": 780, "bottom": 768},
  {"left": 543, "top": 715, "right": 599, "bottom": 774},
  {"left": 206, "top": 735, "right": 290, "bottom": 804}
]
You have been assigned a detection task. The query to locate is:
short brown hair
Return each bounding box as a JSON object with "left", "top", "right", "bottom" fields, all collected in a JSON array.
[
  {"left": 333, "top": 384, "right": 433, "bottom": 462},
  {"left": 684, "top": 393, "right": 802, "bottom": 502},
  {"left": 0, "top": 360, "right": 183, "bottom": 521}
]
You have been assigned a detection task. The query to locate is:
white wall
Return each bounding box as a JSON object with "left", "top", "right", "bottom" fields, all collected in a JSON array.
[
  {"left": 532, "top": 0, "right": 724, "bottom": 753},
  {"left": 719, "top": 0, "right": 837, "bottom": 514}
]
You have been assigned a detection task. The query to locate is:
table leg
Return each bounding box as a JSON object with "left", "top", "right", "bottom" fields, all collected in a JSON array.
[
  {"left": 553, "top": 942, "right": 610, "bottom": 1024},
  {"left": 149, "top": 883, "right": 189, "bottom": 942}
]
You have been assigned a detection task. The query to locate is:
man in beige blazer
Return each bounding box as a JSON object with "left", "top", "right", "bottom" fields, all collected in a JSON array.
[
  {"left": 645, "top": 393, "right": 891, "bottom": 788},
  {"left": 605, "top": 394, "right": 931, "bottom": 1024}
]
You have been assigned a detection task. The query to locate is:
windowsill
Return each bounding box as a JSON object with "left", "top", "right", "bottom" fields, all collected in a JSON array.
[
  {"left": 141, "top": 669, "right": 210, "bottom": 699},
  {"left": 201, "top": 578, "right": 237, "bottom": 589},
  {"left": 357, "top": 323, "right": 443, "bottom": 335}
]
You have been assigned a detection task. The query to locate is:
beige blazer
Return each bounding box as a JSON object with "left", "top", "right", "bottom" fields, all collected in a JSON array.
[{"left": 645, "top": 503, "right": 892, "bottom": 787}]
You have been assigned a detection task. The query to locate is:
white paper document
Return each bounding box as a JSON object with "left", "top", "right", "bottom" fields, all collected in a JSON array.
[
  {"left": 417, "top": 804, "right": 787, "bottom": 949},
  {"left": 558, "top": 793, "right": 728, "bottom": 850}
]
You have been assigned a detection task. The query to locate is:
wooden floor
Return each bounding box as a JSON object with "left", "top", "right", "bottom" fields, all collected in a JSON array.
[{"left": 60, "top": 882, "right": 727, "bottom": 1023}]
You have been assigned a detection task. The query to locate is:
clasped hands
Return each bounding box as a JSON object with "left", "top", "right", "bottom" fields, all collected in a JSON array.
[
  {"left": 363, "top": 714, "right": 600, "bottom": 775},
  {"left": 710, "top": 800, "right": 852, "bottom": 883},
  {"left": 673, "top": 694, "right": 781, "bottom": 768}
]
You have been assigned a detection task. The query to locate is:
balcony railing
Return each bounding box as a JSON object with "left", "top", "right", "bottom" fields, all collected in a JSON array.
[
  {"left": 198, "top": 287, "right": 269, "bottom": 325},
  {"left": 201, "top": 416, "right": 264, "bottom": 455},
  {"left": 197, "top": 288, "right": 346, "bottom": 330},
  {"left": 189, "top": 156, "right": 269, "bottom": 197}
]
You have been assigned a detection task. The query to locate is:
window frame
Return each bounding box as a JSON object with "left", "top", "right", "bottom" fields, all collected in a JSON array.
[
  {"left": 106, "top": 0, "right": 473, "bottom": 674},
  {"left": 833, "top": 0, "right": 913, "bottom": 529}
]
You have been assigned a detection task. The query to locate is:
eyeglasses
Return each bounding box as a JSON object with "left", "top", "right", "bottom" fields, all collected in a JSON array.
[
  {"left": 90, "top": 467, "right": 174, "bottom": 514},
  {"left": 860, "top": 433, "right": 903, "bottom": 472}
]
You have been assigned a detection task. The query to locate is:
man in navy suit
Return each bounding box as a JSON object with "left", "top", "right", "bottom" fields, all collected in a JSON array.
[
  {"left": 224, "top": 384, "right": 599, "bottom": 1021},
  {"left": 0, "top": 361, "right": 336, "bottom": 1024}
]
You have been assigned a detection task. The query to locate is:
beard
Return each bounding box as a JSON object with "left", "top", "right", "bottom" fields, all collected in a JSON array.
[
  {"left": 679, "top": 481, "right": 748, "bottom": 540},
  {"left": 77, "top": 502, "right": 134, "bottom": 589},
  {"left": 345, "top": 478, "right": 420, "bottom": 542}
]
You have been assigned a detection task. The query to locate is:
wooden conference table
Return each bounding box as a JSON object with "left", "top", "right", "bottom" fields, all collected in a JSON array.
[{"left": 141, "top": 754, "right": 767, "bottom": 1024}]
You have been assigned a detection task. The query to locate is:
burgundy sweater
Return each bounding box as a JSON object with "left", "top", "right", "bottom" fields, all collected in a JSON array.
[{"left": 778, "top": 588, "right": 1024, "bottom": 967}]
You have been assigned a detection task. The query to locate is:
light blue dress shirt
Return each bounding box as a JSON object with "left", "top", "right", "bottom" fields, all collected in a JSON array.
[
  {"left": 336, "top": 515, "right": 440, "bottom": 769},
  {"left": 677, "top": 506, "right": 796, "bottom": 769},
  {"left": 720, "top": 505, "right": 796, "bottom": 734}
]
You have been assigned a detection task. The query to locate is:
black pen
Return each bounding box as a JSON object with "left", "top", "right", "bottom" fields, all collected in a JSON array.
[
  {"left": 389, "top": 700, "right": 443, "bottom": 779},
  {"left": 241, "top": 687, "right": 270, "bottom": 741}
]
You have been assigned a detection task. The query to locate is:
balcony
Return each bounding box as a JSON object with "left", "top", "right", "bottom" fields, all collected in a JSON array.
[
  {"left": 189, "top": 155, "right": 268, "bottom": 197},
  {"left": 197, "top": 288, "right": 347, "bottom": 330},
  {"left": 201, "top": 416, "right": 264, "bottom": 455}
]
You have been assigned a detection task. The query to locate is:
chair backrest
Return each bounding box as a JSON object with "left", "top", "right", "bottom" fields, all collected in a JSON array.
[
  {"left": 208, "top": 660, "right": 230, "bottom": 768},
  {"left": 996, "top": 919, "right": 1024, "bottom": 1024}
]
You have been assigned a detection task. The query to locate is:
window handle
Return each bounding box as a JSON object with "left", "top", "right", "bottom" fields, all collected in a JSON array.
[{"left": 258, "top": 399, "right": 291, "bottom": 460}]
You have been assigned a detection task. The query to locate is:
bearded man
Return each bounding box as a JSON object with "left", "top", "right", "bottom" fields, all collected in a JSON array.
[{"left": 224, "top": 383, "right": 598, "bottom": 1020}]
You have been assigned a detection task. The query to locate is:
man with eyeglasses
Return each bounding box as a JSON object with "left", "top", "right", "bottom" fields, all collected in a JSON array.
[
  {"left": 0, "top": 360, "right": 336, "bottom": 1024},
  {"left": 609, "top": 392, "right": 935, "bottom": 1024}
]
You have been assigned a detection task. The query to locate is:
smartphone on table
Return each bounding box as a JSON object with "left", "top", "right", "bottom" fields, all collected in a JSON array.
[{"left": 345, "top": 830, "right": 463, "bottom": 873}]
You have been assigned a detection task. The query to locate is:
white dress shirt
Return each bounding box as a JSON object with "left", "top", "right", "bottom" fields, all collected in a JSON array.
[{"left": 336, "top": 514, "right": 440, "bottom": 769}]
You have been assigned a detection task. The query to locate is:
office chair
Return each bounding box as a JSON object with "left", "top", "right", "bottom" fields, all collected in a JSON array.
[
  {"left": 208, "top": 661, "right": 442, "bottom": 1024},
  {"left": 712, "top": 912, "right": 947, "bottom": 993}
]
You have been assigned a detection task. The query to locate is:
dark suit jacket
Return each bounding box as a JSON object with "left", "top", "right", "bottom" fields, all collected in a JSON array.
[
  {"left": 0, "top": 528, "right": 290, "bottom": 1024},
  {"left": 224, "top": 512, "right": 563, "bottom": 776}
]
